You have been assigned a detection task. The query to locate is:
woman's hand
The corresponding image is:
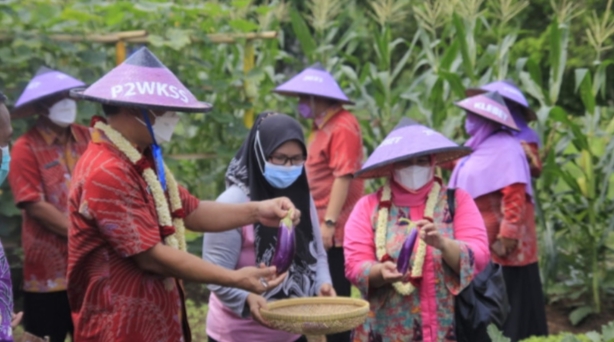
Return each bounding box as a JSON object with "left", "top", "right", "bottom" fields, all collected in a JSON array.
[
  {"left": 499, "top": 237, "right": 518, "bottom": 256},
  {"left": 10, "top": 312, "right": 22, "bottom": 328},
  {"left": 417, "top": 220, "right": 463, "bottom": 273},
  {"left": 318, "top": 283, "right": 336, "bottom": 297},
  {"left": 416, "top": 219, "right": 445, "bottom": 250},
  {"left": 246, "top": 294, "right": 270, "bottom": 327},
  {"left": 380, "top": 261, "right": 404, "bottom": 284}
]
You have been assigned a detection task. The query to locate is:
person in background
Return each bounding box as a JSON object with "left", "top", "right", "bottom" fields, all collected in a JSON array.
[
  {"left": 465, "top": 79, "right": 542, "bottom": 178},
  {"left": 204, "top": 112, "right": 334, "bottom": 342},
  {"left": 8, "top": 67, "right": 89, "bottom": 342},
  {"left": 0, "top": 91, "right": 24, "bottom": 341},
  {"left": 449, "top": 91, "right": 548, "bottom": 341},
  {"left": 274, "top": 63, "right": 364, "bottom": 342},
  {"left": 66, "top": 47, "right": 296, "bottom": 342}
]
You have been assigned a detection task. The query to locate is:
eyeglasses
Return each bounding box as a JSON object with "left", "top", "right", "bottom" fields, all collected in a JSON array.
[{"left": 269, "top": 154, "right": 306, "bottom": 166}]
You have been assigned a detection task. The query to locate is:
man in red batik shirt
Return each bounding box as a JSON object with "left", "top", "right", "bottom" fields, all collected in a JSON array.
[
  {"left": 9, "top": 67, "right": 89, "bottom": 342},
  {"left": 66, "top": 47, "right": 297, "bottom": 342}
]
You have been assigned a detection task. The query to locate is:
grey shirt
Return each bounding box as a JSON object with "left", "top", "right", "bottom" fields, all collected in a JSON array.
[{"left": 202, "top": 185, "right": 332, "bottom": 318}]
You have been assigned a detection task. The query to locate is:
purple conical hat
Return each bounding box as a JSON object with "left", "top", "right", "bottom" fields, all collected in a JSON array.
[
  {"left": 465, "top": 79, "right": 537, "bottom": 121},
  {"left": 355, "top": 119, "right": 471, "bottom": 179},
  {"left": 71, "top": 47, "right": 212, "bottom": 113},
  {"left": 12, "top": 67, "right": 86, "bottom": 118},
  {"left": 273, "top": 63, "right": 354, "bottom": 105},
  {"left": 455, "top": 91, "right": 520, "bottom": 131}
]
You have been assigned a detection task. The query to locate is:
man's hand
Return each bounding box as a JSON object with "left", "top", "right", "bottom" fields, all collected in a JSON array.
[
  {"left": 256, "top": 197, "right": 301, "bottom": 227},
  {"left": 320, "top": 224, "right": 334, "bottom": 250},
  {"left": 234, "top": 263, "right": 288, "bottom": 294},
  {"left": 11, "top": 312, "right": 23, "bottom": 328},
  {"left": 246, "top": 294, "right": 270, "bottom": 327},
  {"left": 318, "top": 283, "right": 336, "bottom": 297}
]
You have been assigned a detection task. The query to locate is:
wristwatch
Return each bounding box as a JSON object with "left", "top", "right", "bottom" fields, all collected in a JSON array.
[{"left": 324, "top": 219, "right": 336, "bottom": 228}]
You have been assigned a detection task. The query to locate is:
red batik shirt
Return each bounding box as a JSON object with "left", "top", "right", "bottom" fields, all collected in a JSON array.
[
  {"left": 67, "top": 128, "right": 200, "bottom": 342},
  {"left": 474, "top": 183, "right": 538, "bottom": 266},
  {"left": 8, "top": 120, "right": 90, "bottom": 292},
  {"left": 306, "top": 108, "right": 364, "bottom": 246}
]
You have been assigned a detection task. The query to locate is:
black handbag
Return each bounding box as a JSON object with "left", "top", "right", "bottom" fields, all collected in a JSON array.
[{"left": 446, "top": 189, "right": 510, "bottom": 342}]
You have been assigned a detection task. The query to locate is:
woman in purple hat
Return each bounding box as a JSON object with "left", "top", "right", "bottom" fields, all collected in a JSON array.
[
  {"left": 465, "top": 80, "right": 543, "bottom": 178},
  {"left": 343, "top": 119, "right": 490, "bottom": 342},
  {"left": 203, "top": 112, "right": 334, "bottom": 342},
  {"left": 449, "top": 92, "right": 548, "bottom": 341},
  {"left": 274, "top": 63, "right": 364, "bottom": 342}
]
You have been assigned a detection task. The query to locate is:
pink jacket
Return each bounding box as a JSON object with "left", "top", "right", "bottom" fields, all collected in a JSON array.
[{"left": 344, "top": 186, "right": 490, "bottom": 342}]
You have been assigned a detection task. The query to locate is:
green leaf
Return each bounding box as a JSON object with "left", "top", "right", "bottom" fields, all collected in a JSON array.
[
  {"left": 486, "top": 324, "right": 511, "bottom": 342},
  {"left": 585, "top": 331, "right": 602, "bottom": 342},
  {"left": 231, "top": 0, "right": 252, "bottom": 9},
  {"left": 601, "top": 321, "right": 614, "bottom": 341},
  {"left": 439, "top": 39, "right": 460, "bottom": 71},
  {"left": 289, "top": 7, "right": 316, "bottom": 61},
  {"left": 548, "top": 19, "right": 569, "bottom": 104},
  {"left": 59, "top": 7, "right": 102, "bottom": 23},
  {"left": 452, "top": 14, "right": 475, "bottom": 81},
  {"left": 575, "top": 69, "right": 596, "bottom": 114},
  {"left": 438, "top": 70, "right": 465, "bottom": 99},
  {"left": 526, "top": 58, "right": 544, "bottom": 92},
  {"left": 229, "top": 19, "right": 259, "bottom": 33},
  {"left": 569, "top": 305, "right": 593, "bottom": 326}
]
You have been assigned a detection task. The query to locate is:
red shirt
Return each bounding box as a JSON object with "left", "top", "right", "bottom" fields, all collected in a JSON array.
[
  {"left": 474, "top": 183, "right": 538, "bottom": 266},
  {"left": 8, "top": 121, "right": 90, "bottom": 292},
  {"left": 306, "top": 108, "right": 364, "bottom": 246},
  {"left": 67, "top": 128, "right": 200, "bottom": 342}
]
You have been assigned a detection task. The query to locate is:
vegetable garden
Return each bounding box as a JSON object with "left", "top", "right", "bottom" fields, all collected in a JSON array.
[{"left": 1, "top": 0, "right": 614, "bottom": 340}]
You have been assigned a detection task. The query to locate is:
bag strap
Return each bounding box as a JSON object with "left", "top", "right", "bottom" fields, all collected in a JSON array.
[{"left": 447, "top": 188, "right": 456, "bottom": 220}]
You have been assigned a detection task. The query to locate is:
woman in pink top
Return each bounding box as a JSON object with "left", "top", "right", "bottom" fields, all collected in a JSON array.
[
  {"left": 343, "top": 119, "right": 490, "bottom": 342},
  {"left": 203, "top": 112, "right": 334, "bottom": 342}
]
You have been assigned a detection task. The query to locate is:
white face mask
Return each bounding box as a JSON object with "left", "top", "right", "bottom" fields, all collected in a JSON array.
[
  {"left": 393, "top": 165, "right": 433, "bottom": 191},
  {"left": 136, "top": 111, "right": 180, "bottom": 143},
  {"left": 48, "top": 99, "right": 77, "bottom": 127}
]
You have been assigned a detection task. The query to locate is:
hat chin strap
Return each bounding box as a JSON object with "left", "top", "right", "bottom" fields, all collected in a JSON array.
[{"left": 141, "top": 110, "right": 167, "bottom": 191}]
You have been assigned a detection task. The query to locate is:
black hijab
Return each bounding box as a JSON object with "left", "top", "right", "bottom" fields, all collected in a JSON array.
[{"left": 225, "top": 112, "right": 317, "bottom": 299}]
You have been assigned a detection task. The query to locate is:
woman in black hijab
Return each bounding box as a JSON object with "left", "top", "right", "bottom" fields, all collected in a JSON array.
[{"left": 203, "top": 112, "right": 334, "bottom": 342}]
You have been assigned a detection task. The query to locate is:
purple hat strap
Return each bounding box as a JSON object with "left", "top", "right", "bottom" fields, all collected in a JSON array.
[{"left": 141, "top": 109, "right": 167, "bottom": 191}]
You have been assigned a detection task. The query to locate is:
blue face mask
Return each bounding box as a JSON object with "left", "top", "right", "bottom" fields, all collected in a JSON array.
[
  {"left": 0, "top": 145, "right": 10, "bottom": 186},
  {"left": 263, "top": 162, "right": 303, "bottom": 189},
  {"left": 254, "top": 131, "right": 304, "bottom": 189}
]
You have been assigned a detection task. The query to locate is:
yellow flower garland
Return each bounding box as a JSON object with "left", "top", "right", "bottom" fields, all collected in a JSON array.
[
  {"left": 94, "top": 121, "right": 186, "bottom": 252},
  {"left": 375, "top": 181, "right": 441, "bottom": 296}
]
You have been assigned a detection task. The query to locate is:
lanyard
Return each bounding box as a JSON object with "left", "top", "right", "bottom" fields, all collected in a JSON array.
[{"left": 141, "top": 110, "right": 167, "bottom": 191}]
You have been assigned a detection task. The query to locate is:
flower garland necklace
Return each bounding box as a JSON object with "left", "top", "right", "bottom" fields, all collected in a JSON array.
[
  {"left": 94, "top": 120, "right": 187, "bottom": 252},
  {"left": 375, "top": 180, "right": 441, "bottom": 296}
]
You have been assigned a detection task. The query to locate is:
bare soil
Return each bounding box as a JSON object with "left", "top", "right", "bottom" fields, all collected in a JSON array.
[{"left": 545, "top": 300, "right": 614, "bottom": 335}]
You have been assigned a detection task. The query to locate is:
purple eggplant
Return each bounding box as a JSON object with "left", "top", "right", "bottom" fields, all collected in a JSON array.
[
  {"left": 271, "top": 209, "right": 296, "bottom": 274},
  {"left": 397, "top": 228, "right": 418, "bottom": 274}
]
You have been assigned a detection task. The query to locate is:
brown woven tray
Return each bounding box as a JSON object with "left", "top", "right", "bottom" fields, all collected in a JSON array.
[{"left": 260, "top": 297, "right": 369, "bottom": 336}]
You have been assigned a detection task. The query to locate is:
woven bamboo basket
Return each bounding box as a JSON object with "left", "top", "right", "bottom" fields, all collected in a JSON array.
[{"left": 260, "top": 297, "right": 369, "bottom": 339}]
